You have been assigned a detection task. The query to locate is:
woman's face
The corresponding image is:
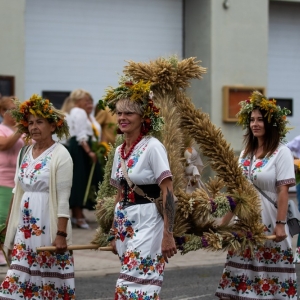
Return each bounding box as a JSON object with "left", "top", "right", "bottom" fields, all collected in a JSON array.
[
  {"left": 1, "top": 102, "right": 17, "bottom": 126},
  {"left": 250, "top": 109, "right": 265, "bottom": 139},
  {"left": 84, "top": 98, "right": 94, "bottom": 115},
  {"left": 28, "top": 115, "right": 56, "bottom": 142},
  {"left": 76, "top": 95, "right": 91, "bottom": 110},
  {"left": 116, "top": 111, "right": 143, "bottom": 135}
]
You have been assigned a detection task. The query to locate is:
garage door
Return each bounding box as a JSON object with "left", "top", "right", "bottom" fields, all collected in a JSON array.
[{"left": 25, "top": 0, "right": 183, "bottom": 106}]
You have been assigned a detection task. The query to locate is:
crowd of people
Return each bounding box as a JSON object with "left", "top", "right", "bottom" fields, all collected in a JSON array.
[{"left": 0, "top": 85, "right": 299, "bottom": 299}]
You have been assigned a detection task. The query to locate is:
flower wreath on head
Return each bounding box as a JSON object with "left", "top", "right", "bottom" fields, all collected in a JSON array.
[
  {"left": 236, "top": 90, "right": 291, "bottom": 140},
  {"left": 98, "top": 77, "right": 164, "bottom": 135},
  {"left": 10, "top": 94, "right": 69, "bottom": 141}
]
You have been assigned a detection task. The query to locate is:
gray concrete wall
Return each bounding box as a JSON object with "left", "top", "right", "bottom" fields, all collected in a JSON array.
[
  {"left": 0, "top": 0, "right": 25, "bottom": 99},
  {"left": 184, "top": 0, "right": 269, "bottom": 152}
]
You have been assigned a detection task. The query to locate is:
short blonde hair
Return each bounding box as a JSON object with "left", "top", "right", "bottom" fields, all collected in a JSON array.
[
  {"left": 61, "top": 96, "right": 74, "bottom": 113},
  {"left": 116, "top": 98, "right": 144, "bottom": 116},
  {"left": 69, "top": 89, "right": 93, "bottom": 104}
]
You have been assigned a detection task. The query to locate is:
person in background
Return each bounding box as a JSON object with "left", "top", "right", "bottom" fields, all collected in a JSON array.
[
  {"left": 286, "top": 135, "right": 300, "bottom": 262},
  {"left": 0, "top": 94, "right": 75, "bottom": 298},
  {"left": 215, "top": 91, "right": 297, "bottom": 300},
  {"left": 286, "top": 135, "right": 300, "bottom": 210},
  {"left": 0, "top": 96, "right": 24, "bottom": 266},
  {"left": 59, "top": 96, "right": 74, "bottom": 147},
  {"left": 95, "top": 106, "right": 117, "bottom": 144},
  {"left": 68, "top": 89, "right": 102, "bottom": 229}
]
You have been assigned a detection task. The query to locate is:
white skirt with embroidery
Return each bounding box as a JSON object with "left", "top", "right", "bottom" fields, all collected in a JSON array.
[{"left": 114, "top": 202, "right": 165, "bottom": 300}]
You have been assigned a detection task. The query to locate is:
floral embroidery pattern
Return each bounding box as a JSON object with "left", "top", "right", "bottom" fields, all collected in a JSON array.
[
  {"left": 11, "top": 243, "right": 74, "bottom": 270},
  {"left": 19, "top": 152, "right": 52, "bottom": 184},
  {"left": 227, "top": 245, "right": 294, "bottom": 265},
  {"left": 240, "top": 150, "right": 278, "bottom": 181},
  {"left": 218, "top": 270, "right": 297, "bottom": 298},
  {"left": 0, "top": 274, "right": 75, "bottom": 299},
  {"left": 114, "top": 207, "right": 137, "bottom": 241},
  {"left": 121, "top": 249, "right": 165, "bottom": 276},
  {"left": 115, "top": 284, "right": 159, "bottom": 300},
  {"left": 115, "top": 141, "right": 149, "bottom": 178},
  {"left": 20, "top": 198, "right": 45, "bottom": 239}
]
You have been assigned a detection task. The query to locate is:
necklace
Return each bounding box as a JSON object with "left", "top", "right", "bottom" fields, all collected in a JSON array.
[{"left": 120, "top": 133, "right": 143, "bottom": 160}]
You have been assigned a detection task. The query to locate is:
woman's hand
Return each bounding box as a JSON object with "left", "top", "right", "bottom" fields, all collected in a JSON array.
[
  {"left": 274, "top": 224, "right": 287, "bottom": 243},
  {"left": 52, "top": 235, "right": 67, "bottom": 254},
  {"left": 88, "top": 151, "right": 98, "bottom": 163},
  {"left": 162, "top": 230, "right": 177, "bottom": 263}
]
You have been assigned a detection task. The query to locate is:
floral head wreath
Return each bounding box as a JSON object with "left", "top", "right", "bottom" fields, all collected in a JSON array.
[
  {"left": 236, "top": 90, "right": 291, "bottom": 140},
  {"left": 10, "top": 94, "right": 69, "bottom": 141},
  {"left": 98, "top": 77, "right": 164, "bottom": 135}
]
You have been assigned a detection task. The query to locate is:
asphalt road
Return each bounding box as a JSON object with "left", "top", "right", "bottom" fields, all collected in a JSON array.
[
  {"left": 76, "top": 264, "right": 300, "bottom": 300},
  {"left": 75, "top": 264, "right": 232, "bottom": 300}
]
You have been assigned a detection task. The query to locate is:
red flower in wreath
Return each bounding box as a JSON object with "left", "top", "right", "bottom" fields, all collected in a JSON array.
[
  {"left": 255, "top": 161, "right": 263, "bottom": 168},
  {"left": 34, "top": 163, "right": 42, "bottom": 170}
]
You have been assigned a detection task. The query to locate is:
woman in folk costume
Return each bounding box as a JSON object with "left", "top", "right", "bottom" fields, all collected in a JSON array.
[
  {"left": 68, "top": 89, "right": 102, "bottom": 228},
  {"left": 100, "top": 78, "right": 177, "bottom": 299},
  {"left": 0, "top": 94, "right": 75, "bottom": 299},
  {"left": 215, "top": 91, "right": 297, "bottom": 300}
]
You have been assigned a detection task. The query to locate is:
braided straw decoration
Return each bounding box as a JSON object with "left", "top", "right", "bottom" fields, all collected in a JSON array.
[{"left": 124, "top": 57, "right": 266, "bottom": 254}]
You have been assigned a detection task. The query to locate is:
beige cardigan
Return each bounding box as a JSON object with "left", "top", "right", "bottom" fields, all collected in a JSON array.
[{"left": 5, "top": 143, "right": 73, "bottom": 250}]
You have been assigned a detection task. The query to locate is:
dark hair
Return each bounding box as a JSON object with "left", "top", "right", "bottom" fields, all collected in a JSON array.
[{"left": 242, "top": 108, "right": 280, "bottom": 159}]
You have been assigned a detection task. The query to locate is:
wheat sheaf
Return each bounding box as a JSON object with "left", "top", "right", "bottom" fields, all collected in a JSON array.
[{"left": 93, "top": 56, "right": 266, "bottom": 255}]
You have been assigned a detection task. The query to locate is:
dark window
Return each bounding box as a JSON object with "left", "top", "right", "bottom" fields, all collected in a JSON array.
[
  {"left": 269, "top": 98, "right": 293, "bottom": 116},
  {"left": 42, "top": 91, "right": 71, "bottom": 109},
  {"left": 0, "top": 76, "right": 15, "bottom": 96}
]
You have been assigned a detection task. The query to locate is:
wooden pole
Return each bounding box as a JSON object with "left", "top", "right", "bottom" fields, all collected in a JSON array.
[
  {"left": 83, "top": 162, "right": 96, "bottom": 206},
  {"left": 265, "top": 235, "right": 276, "bottom": 240},
  {"left": 36, "top": 244, "right": 113, "bottom": 252},
  {"left": 36, "top": 235, "right": 278, "bottom": 252}
]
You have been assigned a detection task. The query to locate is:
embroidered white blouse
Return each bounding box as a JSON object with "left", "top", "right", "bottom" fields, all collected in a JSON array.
[{"left": 110, "top": 136, "right": 172, "bottom": 188}]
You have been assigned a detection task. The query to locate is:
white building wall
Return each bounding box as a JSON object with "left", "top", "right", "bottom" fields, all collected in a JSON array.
[
  {"left": 24, "top": 0, "right": 183, "bottom": 105},
  {"left": 0, "top": 0, "right": 26, "bottom": 99},
  {"left": 268, "top": 1, "right": 300, "bottom": 141}
]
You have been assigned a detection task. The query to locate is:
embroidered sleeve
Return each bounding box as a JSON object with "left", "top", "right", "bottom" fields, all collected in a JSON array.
[
  {"left": 275, "top": 145, "right": 296, "bottom": 187},
  {"left": 157, "top": 170, "right": 172, "bottom": 185},
  {"left": 276, "top": 178, "right": 296, "bottom": 187}
]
